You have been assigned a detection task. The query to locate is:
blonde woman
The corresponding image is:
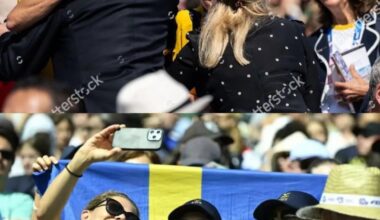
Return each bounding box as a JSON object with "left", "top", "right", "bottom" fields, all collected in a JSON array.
[{"left": 168, "top": 0, "right": 322, "bottom": 113}]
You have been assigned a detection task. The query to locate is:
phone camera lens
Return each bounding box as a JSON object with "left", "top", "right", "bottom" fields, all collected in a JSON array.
[
  {"left": 153, "top": 135, "right": 156, "bottom": 139},
  {"left": 150, "top": 131, "right": 154, "bottom": 134}
]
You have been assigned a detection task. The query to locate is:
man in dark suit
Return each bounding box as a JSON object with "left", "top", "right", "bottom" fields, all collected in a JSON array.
[{"left": 0, "top": 0, "right": 178, "bottom": 112}]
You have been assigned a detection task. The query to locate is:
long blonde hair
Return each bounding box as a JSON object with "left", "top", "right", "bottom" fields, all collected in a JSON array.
[{"left": 199, "top": 0, "right": 269, "bottom": 68}]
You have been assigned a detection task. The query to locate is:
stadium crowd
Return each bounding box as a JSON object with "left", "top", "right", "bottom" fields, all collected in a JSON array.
[
  {"left": 0, "top": 113, "right": 379, "bottom": 219},
  {"left": 0, "top": 0, "right": 379, "bottom": 113}
]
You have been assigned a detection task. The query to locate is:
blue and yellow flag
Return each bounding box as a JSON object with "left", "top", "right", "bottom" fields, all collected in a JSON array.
[{"left": 34, "top": 161, "right": 327, "bottom": 220}]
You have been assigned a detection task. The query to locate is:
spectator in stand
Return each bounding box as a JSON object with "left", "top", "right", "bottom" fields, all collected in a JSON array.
[
  {"left": 0, "top": 0, "right": 177, "bottom": 112},
  {"left": 59, "top": 114, "right": 107, "bottom": 160},
  {"left": 306, "top": 119, "right": 328, "bottom": 145},
  {"left": 51, "top": 115, "right": 74, "bottom": 158},
  {"left": 297, "top": 165, "right": 380, "bottom": 220},
  {"left": 335, "top": 122, "right": 380, "bottom": 167},
  {"left": 18, "top": 133, "right": 50, "bottom": 176},
  {"left": 178, "top": 119, "right": 234, "bottom": 168},
  {"left": 309, "top": 0, "right": 379, "bottom": 113},
  {"left": 214, "top": 114, "right": 244, "bottom": 168},
  {"left": 169, "top": 199, "right": 222, "bottom": 220},
  {"left": 0, "top": 118, "right": 33, "bottom": 219},
  {"left": 368, "top": 58, "right": 380, "bottom": 112},
  {"left": 173, "top": 0, "right": 202, "bottom": 60},
  {"left": 32, "top": 125, "right": 141, "bottom": 220},
  {"left": 253, "top": 191, "right": 319, "bottom": 220},
  {"left": 177, "top": 136, "right": 224, "bottom": 168},
  {"left": 330, "top": 114, "right": 357, "bottom": 153},
  {"left": 265, "top": 132, "right": 308, "bottom": 172},
  {"left": 5, "top": 133, "right": 50, "bottom": 198},
  {"left": 289, "top": 139, "right": 330, "bottom": 173},
  {"left": 256, "top": 120, "right": 309, "bottom": 172}
]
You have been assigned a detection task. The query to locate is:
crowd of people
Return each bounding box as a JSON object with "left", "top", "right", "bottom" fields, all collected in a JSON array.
[
  {"left": 0, "top": 113, "right": 379, "bottom": 219},
  {"left": 0, "top": 0, "right": 379, "bottom": 113}
]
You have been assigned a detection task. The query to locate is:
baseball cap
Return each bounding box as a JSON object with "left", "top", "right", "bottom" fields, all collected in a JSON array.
[
  {"left": 289, "top": 139, "right": 330, "bottom": 161},
  {"left": 169, "top": 199, "right": 222, "bottom": 220},
  {"left": 116, "top": 70, "right": 212, "bottom": 113},
  {"left": 253, "top": 191, "right": 319, "bottom": 220},
  {"left": 178, "top": 136, "right": 221, "bottom": 166},
  {"left": 359, "top": 123, "right": 380, "bottom": 138},
  {"left": 180, "top": 120, "right": 234, "bottom": 145}
]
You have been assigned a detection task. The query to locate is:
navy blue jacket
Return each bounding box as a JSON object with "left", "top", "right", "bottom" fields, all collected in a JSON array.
[
  {"left": 0, "top": 0, "right": 178, "bottom": 112},
  {"left": 308, "top": 12, "right": 380, "bottom": 112}
]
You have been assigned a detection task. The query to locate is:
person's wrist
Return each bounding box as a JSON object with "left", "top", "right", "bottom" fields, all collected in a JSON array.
[{"left": 70, "top": 151, "right": 91, "bottom": 174}]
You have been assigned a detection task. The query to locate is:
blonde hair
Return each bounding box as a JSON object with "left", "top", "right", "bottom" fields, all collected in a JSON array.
[{"left": 199, "top": 0, "right": 269, "bottom": 68}]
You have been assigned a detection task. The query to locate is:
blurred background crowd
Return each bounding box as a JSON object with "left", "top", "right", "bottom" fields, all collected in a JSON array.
[{"left": 1, "top": 113, "right": 380, "bottom": 199}]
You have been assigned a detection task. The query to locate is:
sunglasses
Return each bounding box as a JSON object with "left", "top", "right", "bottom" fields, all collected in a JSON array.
[
  {"left": 94, "top": 198, "right": 139, "bottom": 220},
  {"left": 0, "top": 149, "right": 14, "bottom": 161}
]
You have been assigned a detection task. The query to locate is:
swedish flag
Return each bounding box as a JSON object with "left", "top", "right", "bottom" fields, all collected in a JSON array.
[{"left": 34, "top": 161, "right": 327, "bottom": 220}]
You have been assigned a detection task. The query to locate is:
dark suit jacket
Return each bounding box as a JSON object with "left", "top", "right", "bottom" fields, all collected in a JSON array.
[
  {"left": 0, "top": 0, "right": 178, "bottom": 112},
  {"left": 308, "top": 12, "right": 380, "bottom": 112}
]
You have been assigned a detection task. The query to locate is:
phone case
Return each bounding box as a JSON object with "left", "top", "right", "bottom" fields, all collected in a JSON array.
[
  {"left": 112, "top": 128, "right": 163, "bottom": 150},
  {"left": 332, "top": 51, "right": 350, "bottom": 81}
]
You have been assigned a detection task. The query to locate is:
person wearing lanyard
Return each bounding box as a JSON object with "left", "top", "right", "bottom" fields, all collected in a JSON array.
[{"left": 308, "top": 0, "right": 379, "bottom": 113}]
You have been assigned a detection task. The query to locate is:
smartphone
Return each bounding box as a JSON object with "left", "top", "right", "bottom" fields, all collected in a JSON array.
[
  {"left": 112, "top": 128, "right": 163, "bottom": 150},
  {"left": 332, "top": 51, "right": 350, "bottom": 81},
  {"left": 331, "top": 51, "right": 357, "bottom": 113}
]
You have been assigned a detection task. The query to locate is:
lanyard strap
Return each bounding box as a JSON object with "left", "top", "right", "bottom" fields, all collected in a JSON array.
[
  {"left": 353, "top": 19, "right": 365, "bottom": 46},
  {"left": 327, "top": 20, "right": 365, "bottom": 56}
]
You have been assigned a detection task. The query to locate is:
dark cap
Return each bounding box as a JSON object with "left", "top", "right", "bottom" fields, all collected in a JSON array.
[
  {"left": 253, "top": 191, "right": 319, "bottom": 220},
  {"left": 180, "top": 121, "right": 233, "bottom": 145},
  {"left": 169, "top": 199, "right": 221, "bottom": 220},
  {"left": 179, "top": 136, "right": 221, "bottom": 166},
  {"left": 359, "top": 123, "right": 380, "bottom": 138}
]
